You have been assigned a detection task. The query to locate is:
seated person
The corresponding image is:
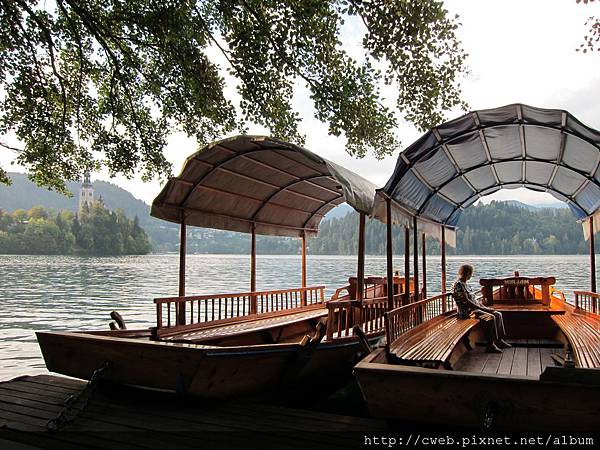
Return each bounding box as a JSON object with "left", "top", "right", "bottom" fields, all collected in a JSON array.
[{"left": 451, "top": 264, "right": 511, "bottom": 353}]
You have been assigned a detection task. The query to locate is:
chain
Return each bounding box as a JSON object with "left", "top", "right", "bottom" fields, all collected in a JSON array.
[
  {"left": 482, "top": 401, "right": 498, "bottom": 431},
  {"left": 46, "top": 361, "right": 111, "bottom": 432}
]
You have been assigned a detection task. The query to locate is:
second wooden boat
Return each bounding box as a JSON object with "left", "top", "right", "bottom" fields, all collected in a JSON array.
[{"left": 37, "top": 135, "right": 412, "bottom": 399}]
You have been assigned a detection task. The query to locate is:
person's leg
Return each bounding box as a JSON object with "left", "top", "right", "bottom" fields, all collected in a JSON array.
[
  {"left": 492, "top": 310, "right": 511, "bottom": 348},
  {"left": 472, "top": 310, "right": 501, "bottom": 352},
  {"left": 492, "top": 311, "right": 506, "bottom": 339}
]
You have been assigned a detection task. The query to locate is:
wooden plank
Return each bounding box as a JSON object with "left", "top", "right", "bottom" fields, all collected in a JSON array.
[
  {"left": 540, "top": 347, "right": 556, "bottom": 370},
  {"left": 0, "top": 393, "right": 65, "bottom": 414},
  {"left": 0, "top": 408, "right": 48, "bottom": 431},
  {"left": 228, "top": 402, "right": 386, "bottom": 430},
  {"left": 511, "top": 347, "right": 528, "bottom": 376},
  {"left": 13, "top": 377, "right": 80, "bottom": 393},
  {"left": 497, "top": 347, "right": 516, "bottom": 375},
  {"left": 454, "top": 347, "right": 489, "bottom": 373},
  {"left": 0, "top": 436, "right": 44, "bottom": 450},
  {"left": 0, "top": 430, "right": 95, "bottom": 450},
  {"left": 481, "top": 352, "right": 502, "bottom": 374},
  {"left": 526, "top": 347, "right": 542, "bottom": 378},
  {"left": 0, "top": 384, "right": 74, "bottom": 403}
]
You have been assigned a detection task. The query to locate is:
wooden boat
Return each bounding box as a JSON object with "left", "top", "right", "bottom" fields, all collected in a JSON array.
[
  {"left": 37, "top": 135, "right": 412, "bottom": 399},
  {"left": 354, "top": 104, "right": 600, "bottom": 431},
  {"left": 354, "top": 279, "right": 600, "bottom": 430}
]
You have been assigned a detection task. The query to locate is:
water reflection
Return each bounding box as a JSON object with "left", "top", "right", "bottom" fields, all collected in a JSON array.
[{"left": 0, "top": 254, "right": 596, "bottom": 380}]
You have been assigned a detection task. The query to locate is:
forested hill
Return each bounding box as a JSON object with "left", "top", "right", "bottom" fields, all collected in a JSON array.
[
  {"left": 0, "top": 172, "right": 178, "bottom": 248},
  {"left": 0, "top": 172, "right": 588, "bottom": 254},
  {"left": 310, "top": 201, "right": 587, "bottom": 255}
]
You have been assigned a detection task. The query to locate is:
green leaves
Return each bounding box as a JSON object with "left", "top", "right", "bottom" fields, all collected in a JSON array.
[{"left": 0, "top": 0, "right": 467, "bottom": 191}]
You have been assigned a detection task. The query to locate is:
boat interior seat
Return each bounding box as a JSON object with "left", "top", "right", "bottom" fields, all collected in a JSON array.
[
  {"left": 552, "top": 312, "right": 600, "bottom": 368},
  {"left": 159, "top": 308, "right": 328, "bottom": 344},
  {"left": 385, "top": 312, "right": 479, "bottom": 369}
]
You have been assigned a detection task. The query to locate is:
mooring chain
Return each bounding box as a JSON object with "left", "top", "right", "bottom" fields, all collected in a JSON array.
[
  {"left": 482, "top": 401, "right": 498, "bottom": 431},
  {"left": 46, "top": 361, "right": 111, "bottom": 432}
]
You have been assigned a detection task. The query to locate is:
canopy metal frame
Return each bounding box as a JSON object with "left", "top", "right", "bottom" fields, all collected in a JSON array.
[{"left": 383, "top": 104, "right": 600, "bottom": 226}]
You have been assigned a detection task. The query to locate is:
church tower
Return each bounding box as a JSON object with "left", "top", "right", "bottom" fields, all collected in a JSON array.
[{"left": 78, "top": 172, "right": 94, "bottom": 215}]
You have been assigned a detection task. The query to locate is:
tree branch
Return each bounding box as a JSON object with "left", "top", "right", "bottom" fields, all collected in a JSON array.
[
  {"left": 239, "top": 0, "right": 320, "bottom": 89},
  {"left": 14, "top": 0, "right": 69, "bottom": 129}
]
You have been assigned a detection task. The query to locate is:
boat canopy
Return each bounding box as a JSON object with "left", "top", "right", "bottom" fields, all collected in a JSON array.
[
  {"left": 378, "top": 104, "right": 600, "bottom": 229},
  {"left": 151, "top": 135, "right": 378, "bottom": 238}
]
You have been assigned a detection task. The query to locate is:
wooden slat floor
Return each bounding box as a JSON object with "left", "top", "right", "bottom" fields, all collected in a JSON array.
[
  {"left": 162, "top": 308, "right": 328, "bottom": 342},
  {"left": 454, "top": 343, "right": 561, "bottom": 377},
  {"left": 0, "top": 375, "right": 387, "bottom": 450}
]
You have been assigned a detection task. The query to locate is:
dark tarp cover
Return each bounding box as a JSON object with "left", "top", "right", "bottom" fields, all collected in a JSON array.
[
  {"left": 151, "top": 136, "right": 378, "bottom": 237},
  {"left": 380, "top": 104, "right": 600, "bottom": 226}
]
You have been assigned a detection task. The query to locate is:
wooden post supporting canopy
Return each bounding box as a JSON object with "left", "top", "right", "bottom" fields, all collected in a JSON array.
[
  {"left": 413, "top": 216, "right": 419, "bottom": 301},
  {"left": 404, "top": 226, "right": 410, "bottom": 305},
  {"left": 441, "top": 226, "right": 447, "bottom": 312},
  {"left": 590, "top": 218, "right": 596, "bottom": 293},
  {"left": 421, "top": 233, "right": 427, "bottom": 300},
  {"left": 250, "top": 223, "right": 257, "bottom": 314},
  {"left": 441, "top": 227, "right": 447, "bottom": 294},
  {"left": 357, "top": 213, "right": 366, "bottom": 302},
  {"left": 178, "top": 222, "right": 186, "bottom": 325},
  {"left": 386, "top": 199, "right": 394, "bottom": 310},
  {"left": 301, "top": 231, "right": 307, "bottom": 305}
]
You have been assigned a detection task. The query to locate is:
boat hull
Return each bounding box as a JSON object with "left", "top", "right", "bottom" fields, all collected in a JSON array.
[
  {"left": 37, "top": 330, "right": 374, "bottom": 399},
  {"left": 354, "top": 349, "right": 600, "bottom": 431}
]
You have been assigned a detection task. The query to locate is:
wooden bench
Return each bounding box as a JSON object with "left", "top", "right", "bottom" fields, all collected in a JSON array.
[
  {"left": 384, "top": 294, "right": 479, "bottom": 369},
  {"left": 552, "top": 313, "right": 600, "bottom": 368}
]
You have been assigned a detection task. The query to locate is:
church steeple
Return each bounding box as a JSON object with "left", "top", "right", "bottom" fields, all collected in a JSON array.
[
  {"left": 79, "top": 172, "right": 94, "bottom": 215},
  {"left": 83, "top": 171, "right": 92, "bottom": 187}
]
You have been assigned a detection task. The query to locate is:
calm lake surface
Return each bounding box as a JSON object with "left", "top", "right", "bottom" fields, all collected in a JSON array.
[{"left": 0, "top": 254, "right": 596, "bottom": 380}]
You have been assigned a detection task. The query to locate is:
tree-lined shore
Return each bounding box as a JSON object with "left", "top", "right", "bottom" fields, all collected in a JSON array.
[
  {"left": 0, "top": 200, "right": 587, "bottom": 256},
  {"left": 0, "top": 203, "right": 151, "bottom": 256}
]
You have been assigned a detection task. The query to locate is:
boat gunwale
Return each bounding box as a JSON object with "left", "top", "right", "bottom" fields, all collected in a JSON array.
[
  {"left": 36, "top": 328, "right": 381, "bottom": 354},
  {"left": 354, "top": 348, "right": 600, "bottom": 387}
]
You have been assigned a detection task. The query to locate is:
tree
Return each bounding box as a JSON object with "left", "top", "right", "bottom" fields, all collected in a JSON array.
[
  {"left": 0, "top": 0, "right": 467, "bottom": 192},
  {"left": 577, "top": 0, "right": 599, "bottom": 53},
  {"left": 12, "top": 209, "right": 28, "bottom": 223},
  {"left": 27, "top": 205, "right": 48, "bottom": 220}
]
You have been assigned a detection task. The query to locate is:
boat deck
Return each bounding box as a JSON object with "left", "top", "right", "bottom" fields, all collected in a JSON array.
[
  {"left": 161, "top": 308, "right": 328, "bottom": 342},
  {"left": 0, "top": 375, "right": 387, "bottom": 449},
  {"left": 454, "top": 340, "right": 562, "bottom": 377}
]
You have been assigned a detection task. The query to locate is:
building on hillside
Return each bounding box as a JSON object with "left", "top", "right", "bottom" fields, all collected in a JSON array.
[{"left": 78, "top": 172, "right": 94, "bottom": 215}]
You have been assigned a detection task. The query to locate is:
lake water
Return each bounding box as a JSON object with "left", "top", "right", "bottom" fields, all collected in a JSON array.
[{"left": 0, "top": 254, "right": 596, "bottom": 380}]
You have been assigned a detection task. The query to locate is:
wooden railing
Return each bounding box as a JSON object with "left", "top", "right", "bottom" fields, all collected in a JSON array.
[
  {"left": 324, "top": 276, "right": 419, "bottom": 340},
  {"left": 384, "top": 293, "right": 454, "bottom": 346},
  {"left": 574, "top": 291, "right": 600, "bottom": 315},
  {"left": 154, "top": 285, "right": 325, "bottom": 330},
  {"left": 325, "top": 293, "right": 409, "bottom": 340}
]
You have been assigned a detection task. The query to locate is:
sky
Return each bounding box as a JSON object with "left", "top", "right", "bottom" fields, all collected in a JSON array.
[{"left": 2, "top": 0, "right": 600, "bottom": 206}]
